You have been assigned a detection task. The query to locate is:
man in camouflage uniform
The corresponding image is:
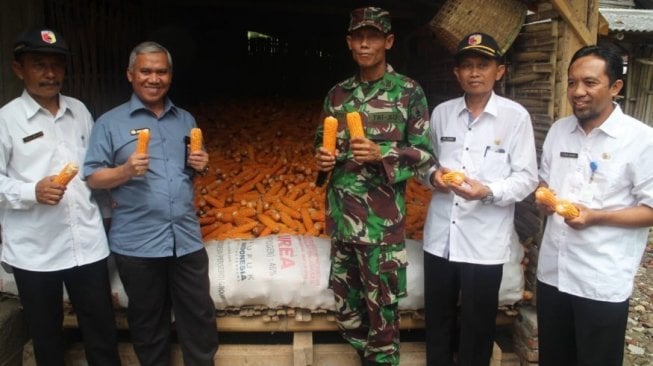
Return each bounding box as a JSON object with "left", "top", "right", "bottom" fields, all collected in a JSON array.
[{"left": 314, "top": 7, "right": 435, "bottom": 366}]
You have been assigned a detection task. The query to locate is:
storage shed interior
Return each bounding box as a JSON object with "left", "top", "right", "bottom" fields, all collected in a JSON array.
[{"left": 38, "top": 0, "right": 459, "bottom": 115}]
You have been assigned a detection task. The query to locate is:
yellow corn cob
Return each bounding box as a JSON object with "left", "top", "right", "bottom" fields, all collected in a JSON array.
[
  {"left": 190, "top": 128, "right": 203, "bottom": 152},
  {"left": 535, "top": 186, "right": 557, "bottom": 208},
  {"left": 555, "top": 200, "right": 580, "bottom": 219},
  {"left": 346, "top": 112, "right": 365, "bottom": 139},
  {"left": 136, "top": 129, "right": 150, "bottom": 154},
  {"left": 322, "top": 116, "right": 338, "bottom": 154},
  {"left": 442, "top": 171, "right": 465, "bottom": 186},
  {"left": 53, "top": 162, "right": 79, "bottom": 186}
]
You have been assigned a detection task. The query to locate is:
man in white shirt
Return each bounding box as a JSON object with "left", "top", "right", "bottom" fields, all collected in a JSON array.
[
  {"left": 0, "top": 29, "right": 120, "bottom": 365},
  {"left": 422, "top": 33, "right": 538, "bottom": 366},
  {"left": 536, "top": 45, "right": 653, "bottom": 366}
]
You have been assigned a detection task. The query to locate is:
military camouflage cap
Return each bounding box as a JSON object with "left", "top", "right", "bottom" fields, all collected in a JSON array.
[{"left": 348, "top": 7, "right": 391, "bottom": 34}]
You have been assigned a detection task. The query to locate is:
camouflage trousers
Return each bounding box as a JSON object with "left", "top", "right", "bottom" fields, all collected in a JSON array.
[{"left": 329, "top": 240, "right": 408, "bottom": 366}]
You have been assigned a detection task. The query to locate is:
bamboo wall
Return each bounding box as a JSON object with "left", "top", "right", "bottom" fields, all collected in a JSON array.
[
  {"left": 509, "top": 20, "right": 559, "bottom": 158},
  {"left": 625, "top": 46, "right": 653, "bottom": 125},
  {"left": 506, "top": 17, "right": 561, "bottom": 301},
  {"left": 43, "top": 0, "right": 144, "bottom": 116}
]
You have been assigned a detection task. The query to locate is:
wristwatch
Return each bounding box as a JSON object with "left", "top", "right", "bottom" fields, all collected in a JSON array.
[{"left": 481, "top": 187, "right": 494, "bottom": 205}]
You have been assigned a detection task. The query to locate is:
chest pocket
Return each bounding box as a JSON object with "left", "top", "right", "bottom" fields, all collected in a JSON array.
[
  {"left": 365, "top": 112, "right": 406, "bottom": 142},
  {"left": 15, "top": 129, "right": 55, "bottom": 163},
  {"left": 478, "top": 148, "right": 510, "bottom": 182},
  {"left": 595, "top": 158, "right": 628, "bottom": 203}
]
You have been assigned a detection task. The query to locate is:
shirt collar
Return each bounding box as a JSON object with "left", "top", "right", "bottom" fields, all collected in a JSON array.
[
  {"left": 455, "top": 91, "right": 499, "bottom": 118},
  {"left": 569, "top": 102, "right": 623, "bottom": 138},
  {"left": 594, "top": 103, "right": 622, "bottom": 138},
  {"left": 128, "top": 93, "right": 177, "bottom": 118},
  {"left": 342, "top": 63, "right": 395, "bottom": 91},
  {"left": 20, "top": 90, "right": 72, "bottom": 120}
]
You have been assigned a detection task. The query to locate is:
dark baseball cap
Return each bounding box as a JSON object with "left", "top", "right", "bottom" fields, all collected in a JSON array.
[
  {"left": 456, "top": 32, "right": 502, "bottom": 60},
  {"left": 13, "top": 28, "right": 70, "bottom": 59},
  {"left": 348, "top": 7, "right": 391, "bottom": 34}
]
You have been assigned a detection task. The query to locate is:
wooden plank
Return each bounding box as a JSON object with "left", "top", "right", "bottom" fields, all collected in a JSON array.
[
  {"left": 63, "top": 308, "right": 515, "bottom": 332},
  {"left": 312, "top": 344, "right": 361, "bottom": 366},
  {"left": 522, "top": 22, "right": 555, "bottom": 33},
  {"left": 217, "top": 345, "right": 293, "bottom": 366},
  {"left": 293, "top": 332, "right": 313, "bottom": 366},
  {"left": 507, "top": 75, "right": 543, "bottom": 86},
  {"left": 24, "top": 339, "right": 520, "bottom": 366},
  {"left": 598, "top": 13, "right": 610, "bottom": 36},
  {"left": 526, "top": 8, "right": 559, "bottom": 23},
  {"left": 63, "top": 310, "right": 427, "bottom": 332},
  {"left": 514, "top": 51, "right": 551, "bottom": 62},
  {"left": 548, "top": 0, "right": 595, "bottom": 45},
  {"left": 490, "top": 342, "right": 502, "bottom": 366}
]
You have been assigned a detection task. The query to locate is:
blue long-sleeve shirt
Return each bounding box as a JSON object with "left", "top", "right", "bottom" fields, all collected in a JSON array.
[{"left": 83, "top": 94, "right": 202, "bottom": 257}]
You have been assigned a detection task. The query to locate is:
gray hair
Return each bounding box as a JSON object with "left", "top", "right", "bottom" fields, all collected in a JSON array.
[{"left": 127, "top": 41, "right": 173, "bottom": 71}]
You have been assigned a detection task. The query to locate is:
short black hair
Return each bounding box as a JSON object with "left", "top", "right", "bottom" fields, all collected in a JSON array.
[{"left": 569, "top": 45, "right": 623, "bottom": 85}]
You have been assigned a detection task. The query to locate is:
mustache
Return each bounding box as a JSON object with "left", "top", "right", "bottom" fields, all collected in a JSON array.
[{"left": 38, "top": 81, "right": 62, "bottom": 87}]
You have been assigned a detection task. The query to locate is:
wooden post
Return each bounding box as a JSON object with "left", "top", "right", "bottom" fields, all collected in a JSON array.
[
  {"left": 547, "top": 0, "right": 600, "bottom": 119},
  {"left": 293, "top": 332, "right": 313, "bottom": 366}
]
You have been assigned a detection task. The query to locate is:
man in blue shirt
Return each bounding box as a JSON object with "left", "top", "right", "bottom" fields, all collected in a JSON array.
[{"left": 83, "top": 41, "right": 218, "bottom": 366}]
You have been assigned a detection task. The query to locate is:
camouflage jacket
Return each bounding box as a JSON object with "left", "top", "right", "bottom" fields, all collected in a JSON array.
[{"left": 316, "top": 64, "right": 436, "bottom": 245}]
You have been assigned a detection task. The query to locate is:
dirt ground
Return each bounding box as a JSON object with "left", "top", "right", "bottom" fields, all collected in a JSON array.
[{"left": 623, "top": 239, "right": 653, "bottom": 366}]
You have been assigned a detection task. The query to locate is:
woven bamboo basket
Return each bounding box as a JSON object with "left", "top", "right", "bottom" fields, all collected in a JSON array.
[{"left": 429, "top": 0, "right": 527, "bottom": 55}]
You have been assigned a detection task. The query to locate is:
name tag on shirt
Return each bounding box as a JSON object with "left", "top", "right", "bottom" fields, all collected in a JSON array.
[
  {"left": 367, "top": 112, "right": 402, "bottom": 124},
  {"left": 560, "top": 152, "right": 578, "bottom": 158},
  {"left": 440, "top": 137, "right": 456, "bottom": 142},
  {"left": 22, "top": 131, "right": 44, "bottom": 143}
]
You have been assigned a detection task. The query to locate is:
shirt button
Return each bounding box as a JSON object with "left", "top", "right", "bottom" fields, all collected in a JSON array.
[
  {"left": 452, "top": 220, "right": 456, "bottom": 224},
  {"left": 462, "top": 166, "right": 466, "bottom": 170},
  {"left": 465, "top": 147, "right": 469, "bottom": 151}
]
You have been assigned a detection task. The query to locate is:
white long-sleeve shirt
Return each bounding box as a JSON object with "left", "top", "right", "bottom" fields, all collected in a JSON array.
[
  {"left": 423, "top": 92, "right": 538, "bottom": 264},
  {"left": 0, "top": 91, "right": 109, "bottom": 271},
  {"left": 538, "top": 105, "right": 653, "bottom": 302}
]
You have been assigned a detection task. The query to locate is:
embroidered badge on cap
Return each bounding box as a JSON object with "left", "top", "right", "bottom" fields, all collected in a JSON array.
[
  {"left": 41, "top": 30, "right": 56, "bottom": 44},
  {"left": 468, "top": 34, "right": 482, "bottom": 46}
]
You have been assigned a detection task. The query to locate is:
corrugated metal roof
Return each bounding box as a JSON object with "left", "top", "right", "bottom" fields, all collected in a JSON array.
[{"left": 600, "top": 8, "right": 653, "bottom": 33}]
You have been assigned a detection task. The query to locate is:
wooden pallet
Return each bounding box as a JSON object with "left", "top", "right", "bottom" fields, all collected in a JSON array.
[
  {"left": 23, "top": 338, "right": 518, "bottom": 366},
  {"left": 61, "top": 307, "right": 515, "bottom": 332},
  {"left": 52, "top": 309, "right": 519, "bottom": 365}
]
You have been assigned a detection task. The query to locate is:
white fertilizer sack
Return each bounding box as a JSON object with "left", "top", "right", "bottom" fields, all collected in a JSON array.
[
  {"left": 204, "top": 235, "right": 426, "bottom": 310},
  {"left": 1, "top": 234, "right": 524, "bottom": 310}
]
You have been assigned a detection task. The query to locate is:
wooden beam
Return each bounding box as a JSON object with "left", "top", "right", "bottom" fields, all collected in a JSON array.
[
  {"left": 548, "top": 0, "right": 595, "bottom": 45},
  {"left": 63, "top": 309, "right": 517, "bottom": 332},
  {"left": 293, "top": 332, "right": 313, "bottom": 366},
  {"left": 598, "top": 13, "right": 610, "bottom": 36}
]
